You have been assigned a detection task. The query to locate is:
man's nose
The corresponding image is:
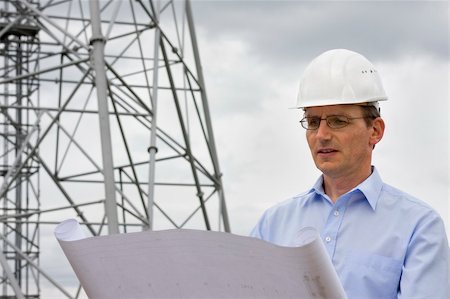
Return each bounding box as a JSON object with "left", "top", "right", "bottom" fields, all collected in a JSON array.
[{"left": 315, "top": 119, "right": 332, "bottom": 139}]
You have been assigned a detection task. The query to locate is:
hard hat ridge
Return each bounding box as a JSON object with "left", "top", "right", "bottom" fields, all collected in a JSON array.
[{"left": 296, "top": 49, "right": 388, "bottom": 109}]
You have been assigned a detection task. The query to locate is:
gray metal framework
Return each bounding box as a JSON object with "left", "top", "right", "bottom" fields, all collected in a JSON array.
[{"left": 0, "top": 0, "right": 230, "bottom": 297}]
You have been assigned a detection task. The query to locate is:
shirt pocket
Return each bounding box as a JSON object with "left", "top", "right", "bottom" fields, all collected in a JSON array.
[{"left": 341, "top": 251, "right": 402, "bottom": 299}]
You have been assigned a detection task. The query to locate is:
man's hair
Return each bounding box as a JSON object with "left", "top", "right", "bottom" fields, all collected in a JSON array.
[
  {"left": 361, "top": 105, "right": 381, "bottom": 127},
  {"left": 360, "top": 105, "right": 382, "bottom": 149}
]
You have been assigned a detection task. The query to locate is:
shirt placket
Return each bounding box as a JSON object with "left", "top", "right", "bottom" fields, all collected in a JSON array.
[{"left": 321, "top": 197, "right": 348, "bottom": 259}]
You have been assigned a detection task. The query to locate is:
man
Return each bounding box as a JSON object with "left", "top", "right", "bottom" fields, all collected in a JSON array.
[{"left": 250, "top": 49, "right": 449, "bottom": 299}]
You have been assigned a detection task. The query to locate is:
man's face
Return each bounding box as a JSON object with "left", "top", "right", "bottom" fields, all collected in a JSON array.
[{"left": 305, "top": 104, "right": 381, "bottom": 179}]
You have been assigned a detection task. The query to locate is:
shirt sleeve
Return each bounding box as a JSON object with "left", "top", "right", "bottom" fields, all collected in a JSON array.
[
  {"left": 249, "top": 212, "right": 266, "bottom": 240},
  {"left": 398, "top": 211, "right": 449, "bottom": 299}
]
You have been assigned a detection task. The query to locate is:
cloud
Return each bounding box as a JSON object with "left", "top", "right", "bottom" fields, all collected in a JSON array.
[
  {"left": 191, "top": 1, "right": 449, "bottom": 237},
  {"left": 193, "top": 1, "right": 448, "bottom": 66},
  {"left": 375, "top": 56, "right": 449, "bottom": 220},
  {"left": 3, "top": 1, "right": 448, "bottom": 296}
]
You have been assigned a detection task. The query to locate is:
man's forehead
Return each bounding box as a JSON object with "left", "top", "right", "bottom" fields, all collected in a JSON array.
[{"left": 304, "top": 104, "right": 362, "bottom": 115}]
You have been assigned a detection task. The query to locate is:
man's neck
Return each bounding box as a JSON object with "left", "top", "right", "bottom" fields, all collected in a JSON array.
[{"left": 323, "top": 168, "right": 372, "bottom": 203}]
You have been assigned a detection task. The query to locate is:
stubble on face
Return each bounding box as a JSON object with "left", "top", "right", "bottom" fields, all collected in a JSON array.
[{"left": 305, "top": 105, "right": 374, "bottom": 181}]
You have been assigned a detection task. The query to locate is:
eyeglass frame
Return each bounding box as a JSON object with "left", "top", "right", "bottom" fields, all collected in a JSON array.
[{"left": 299, "top": 115, "right": 371, "bottom": 130}]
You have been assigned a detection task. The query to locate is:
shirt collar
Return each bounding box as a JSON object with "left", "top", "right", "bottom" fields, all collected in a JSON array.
[{"left": 309, "top": 166, "right": 383, "bottom": 210}]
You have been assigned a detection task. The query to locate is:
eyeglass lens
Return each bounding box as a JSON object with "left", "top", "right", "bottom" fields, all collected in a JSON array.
[{"left": 301, "top": 116, "right": 350, "bottom": 130}]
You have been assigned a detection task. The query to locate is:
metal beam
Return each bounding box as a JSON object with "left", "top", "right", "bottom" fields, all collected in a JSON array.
[
  {"left": 17, "top": 0, "right": 87, "bottom": 51},
  {"left": 0, "top": 69, "right": 91, "bottom": 201},
  {"left": 0, "top": 249, "right": 25, "bottom": 299},
  {"left": 147, "top": 0, "right": 161, "bottom": 230},
  {"left": 0, "top": 58, "right": 89, "bottom": 85},
  {"left": 186, "top": 0, "right": 230, "bottom": 232},
  {"left": 0, "top": 234, "right": 74, "bottom": 299},
  {"left": 89, "top": 0, "right": 119, "bottom": 234},
  {"left": 160, "top": 37, "right": 210, "bottom": 230}
]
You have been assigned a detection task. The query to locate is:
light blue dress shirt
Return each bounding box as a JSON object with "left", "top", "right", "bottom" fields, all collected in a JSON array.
[{"left": 250, "top": 167, "right": 449, "bottom": 299}]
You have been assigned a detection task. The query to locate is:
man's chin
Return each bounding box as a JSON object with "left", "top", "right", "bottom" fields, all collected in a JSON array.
[{"left": 315, "top": 164, "right": 342, "bottom": 178}]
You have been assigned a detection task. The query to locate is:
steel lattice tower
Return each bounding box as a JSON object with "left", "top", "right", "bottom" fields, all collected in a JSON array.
[{"left": 0, "top": 0, "right": 230, "bottom": 297}]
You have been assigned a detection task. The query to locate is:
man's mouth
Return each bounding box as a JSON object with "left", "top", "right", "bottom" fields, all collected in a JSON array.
[{"left": 317, "top": 148, "right": 337, "bottom": 154}]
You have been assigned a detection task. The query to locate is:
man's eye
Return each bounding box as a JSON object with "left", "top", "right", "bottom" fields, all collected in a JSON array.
[
  {"left": 329, "top": 116, "right": 348, "bottom": 126},
  {"left": 308, "top": 118, "right": 320, "bottom": 126}
]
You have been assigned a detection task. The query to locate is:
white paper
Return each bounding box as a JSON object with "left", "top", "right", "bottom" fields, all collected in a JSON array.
[
  {"left": 55, "top": 219, "right": 347, "bottom": 299},
  {"left": 54, "top": 218, "right": 86, "bottom": 241}
]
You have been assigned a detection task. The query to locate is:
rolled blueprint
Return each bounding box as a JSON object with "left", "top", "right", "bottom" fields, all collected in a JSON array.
[
  {"left": 55, "top": 221, "right": 347, "bottom": 299},
  {"left": 54, "top": 218, "right": 86, "bottom": 241},
  {"left": 294, "top": 227, "right": 347, "bottom": 299}
]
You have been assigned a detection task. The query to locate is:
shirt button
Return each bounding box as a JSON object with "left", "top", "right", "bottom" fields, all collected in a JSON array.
[
  {"left": 333, "top": 210, "right": 340, "bottom": 216},
  {"left": 325, "top": 236, "right": 331, "bottom": 243}
]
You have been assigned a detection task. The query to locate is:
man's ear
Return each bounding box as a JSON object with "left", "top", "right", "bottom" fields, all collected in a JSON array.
[{"left": 369, "top": 117, "right": 385, "bottom": 147}]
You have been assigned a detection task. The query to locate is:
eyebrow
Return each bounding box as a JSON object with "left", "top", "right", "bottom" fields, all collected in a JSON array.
[{"left": 304, "top": 113, "right": 349, "bottom": 118}]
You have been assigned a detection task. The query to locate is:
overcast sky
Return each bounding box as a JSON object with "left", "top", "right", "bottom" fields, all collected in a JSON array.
[
  {"left": 188, "top": 0, "right": 449, "bottom": 238},
  {"left": 33, "top": 1, "right": 448, "bottom": 297}
]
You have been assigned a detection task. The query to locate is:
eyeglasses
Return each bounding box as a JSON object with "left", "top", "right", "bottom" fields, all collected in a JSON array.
[{"left": 300, "top": 115, "right": 367, "bottom": 130}]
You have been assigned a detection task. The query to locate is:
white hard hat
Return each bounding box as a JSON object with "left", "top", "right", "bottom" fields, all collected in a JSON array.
[{"left": 296, "top": 49, "right": 388, "bottom": 109}]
